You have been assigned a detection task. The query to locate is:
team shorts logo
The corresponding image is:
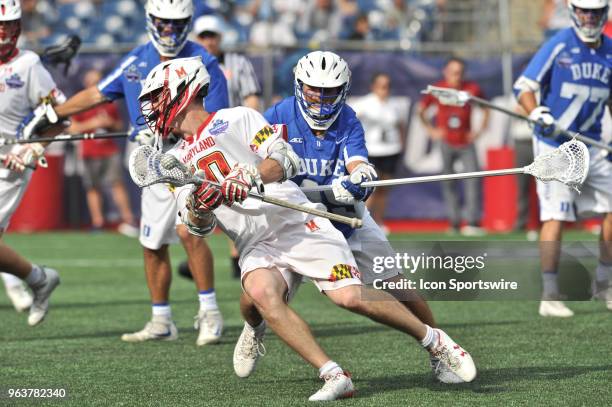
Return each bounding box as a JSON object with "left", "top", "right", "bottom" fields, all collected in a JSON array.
[
  {"left": 209, "top": 119, "right": 229, "bottom": 135},
  {"left": 124, "top": 65, "right": 141, "bottom": 82},
  {"left": 329, "top": 264, "right": 360, "bottom": 282},
  {"left": 305, "top": 219, "right": 319, "bottom": 232},
  {"left": 250, "top": 126, "right": 274, "bottom": 152},
  {"left": 5, "top": 73, "right": 23, "bottom": 89}
]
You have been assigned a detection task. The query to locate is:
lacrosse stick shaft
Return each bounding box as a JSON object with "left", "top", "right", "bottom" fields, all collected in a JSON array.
[
  {"left": 0, "top": 132, "right": 129, "bottom": 146},
  {"left": 301, "top": 168, "right": 524, "bottom": 192},
  {"left": 461, "top": 92, "right": 612, "bottom": 153}
]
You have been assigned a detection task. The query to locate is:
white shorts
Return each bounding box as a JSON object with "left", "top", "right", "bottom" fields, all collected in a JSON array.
[
  {"left": 534, "top": 138, "right": 612, "bottom": 222},
  {"left": 348, "top": 209, "right": 401, "bottom": 284},
  {"left": 0, "top": 171, "right": 32, "bottom": 233},
  {"left": 139, "top": 183, "right": 186, "bottom": 250}
]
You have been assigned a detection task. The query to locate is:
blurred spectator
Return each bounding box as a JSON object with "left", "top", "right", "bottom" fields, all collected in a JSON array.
[
  {"left": 351, "top": 73, "right": 406, "bottom": 230},
  {"left": 418, "top": 57, "right": 489, "bottom": 236},
  {"left": 296, "top": 0, "right": 344, "bottom": 42},
  {"left": 20, "top": 0, "right": 50, "bottom": 47},
  {"left": 539, "top": 0, "right": 571, "bottom": 39},
  {"left": 604, "top": 7, "right": 612, "bottom": 37},
  {"left": 509, "top": 105, "right": 535, "bottom": 232},
  {"left": 348, "top": 13, "right": 373, "bottom": 41},
  {"left": 249, "top": 0, "right": 298, "bottom": 46},
  {"left": 68, "top": 69, "right": 138, "bottom": 237},
  {"left": 194, "top": 15, "right": 261, "bottom": 110}
]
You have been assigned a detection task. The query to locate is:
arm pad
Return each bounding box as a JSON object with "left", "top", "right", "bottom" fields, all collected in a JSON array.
[
  {"left": 181, "top": 209, "right": 217, "bottom": 238},
  {"left": 266, "top": 140, "right": 300, "bottom": 182}
]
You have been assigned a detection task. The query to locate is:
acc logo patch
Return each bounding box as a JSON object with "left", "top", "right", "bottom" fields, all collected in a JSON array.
[
  {"left": 329, "top": 264, "right": 360, "bottom": 282},
  {"left": 5, "top": 73, "right": 23, "bottom": 89},
  {"left": 124, "top": 64, "right": 141, "bottom": 82},
  {"left": 557, "top": 52, "right": 573, "bottom": 68},
  {"left": 250, "top": 125, "right": 274, "bottom": 152},
  {"left": 209, "top": 119, "right": 229, "bottom": 135}
]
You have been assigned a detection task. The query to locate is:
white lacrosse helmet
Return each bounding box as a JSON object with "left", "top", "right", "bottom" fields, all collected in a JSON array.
[
  {"left": 568, "top": 0, "right": 609, "bottom": 42},
  {"left": 294, "top": 51, "right": 351, "bottom": 131},
  {"left": 138, "top": 56, "right": 210, "bottom": 139},
  {"left": 0, "top": 0, "right": 21, "bottom": 61},
  {"left": 145, "top": 0, "right": 193, "bottom": 57}
]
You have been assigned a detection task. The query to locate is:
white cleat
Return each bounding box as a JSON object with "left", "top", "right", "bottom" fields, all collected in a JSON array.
[
  {"left": 121, "top": 317, "right": 178, "bottom": 342},
  {"left": 460, "top": 226, "right": 486, "bottom": 237},
  {"left": 194, "top": 309, "right": 223, "bottom": 346},
  {"left": 430, "top": 356, "right": 464, "bottom": 384},
  {"left": 592, "top": 280, "right": 612, "bottom": 311},
  {"left": 309, "top": 371, "right": 354, "bottom": 401},
  {"left": 428, "top": 329, "right": 476, "bottom": 383},
  {"left": 233, "top": 322, "right": 266, "bottom": 378},
  {"left": 28, "top": 268, "right": 60, "bottom": 326},
  {"left": 5, "top": 283, "right": 33, "bottom": 313},
  {"left": 539, "top": 300, "right": 574, "bottom": 317}
]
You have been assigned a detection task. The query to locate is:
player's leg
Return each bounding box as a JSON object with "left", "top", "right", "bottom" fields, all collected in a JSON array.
[
  {"left": 321, "top": 283, "right": 476, "bottom": 383},
  {"left": 0, "top": 177, "right": 59, "bottom": 325},
  {"left": 460, "top": 145, "right": 485, "bottom": 236},
  {"left": 122, "top": 185, "right": 178, "bottom": 342},
  {"left": 242, "top": 267, "right": 353, "bottom": 401},
  {"left": 82, "top": 159, "right": 105, "bottom": 229},
  {"left": 106, "top": 154, "right": 138, "bottom": 237},
  {"left": 85, "top": 188, "right": 104, "bottom": 229},
  {"left": 440, "top": 143, "right": 460, "bottom": 232},
  {"left": 176, "top": 224, "right": 222, "bottom": 345},
  {"left": 595, "top": 213, "right": 612, "bottom": 309},
  {"left": 534, "top": 139, "right": 574, "bottom": 317}
]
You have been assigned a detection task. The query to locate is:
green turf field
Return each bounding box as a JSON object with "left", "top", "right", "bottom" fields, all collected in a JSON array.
[{"left": 1, "top": 231, "right": 611, "bottom": 406}]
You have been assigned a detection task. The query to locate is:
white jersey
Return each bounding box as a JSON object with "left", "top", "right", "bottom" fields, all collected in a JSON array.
[
  {"left": 350, "top": 93, "right": 405, "bottom": 157},
  {"left": 171, "top": 107, "right": 361, "bottom": 290}
]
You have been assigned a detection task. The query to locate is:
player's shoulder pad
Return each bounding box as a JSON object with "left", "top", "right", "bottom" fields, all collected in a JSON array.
[{"left": 17, "top": 49, "right": 43, "bottom": 66}]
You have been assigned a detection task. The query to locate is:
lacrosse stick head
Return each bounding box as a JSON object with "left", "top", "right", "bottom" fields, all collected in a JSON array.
[
  {"left": 421, "top": 85, "right": 470, "bottom": 107},
  {"left": 128, "top": 145, "right": 195, "bottom": 188},
  {"left": 524, "top": 139, "right": 589, "bottom": 191}
]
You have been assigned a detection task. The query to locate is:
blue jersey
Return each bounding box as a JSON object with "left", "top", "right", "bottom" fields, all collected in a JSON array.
[
  {"left": 264, "top": 96, "right": 369, "bottom": 237},
  {"left": 514, "top": 28, "right": 612, "bottom": 146},
  {"left": 98, "top": 41, "right": 229, "bottom": 137}
]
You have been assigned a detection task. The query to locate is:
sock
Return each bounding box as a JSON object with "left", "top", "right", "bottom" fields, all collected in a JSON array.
[
  {"left": 542, "top": 271, "right": 559, "bottom": 299},
  {"left": 198, "top": 289, "right": 218, "bottom": 311},
  {"left": 420, "top": 325, "right": 437, "bottom": 349},
  {"left": 1, "top": 272, "right": 23, "bottom": 288},
  {"left": 152, "top": 303, "right": 172, "bottom": 319},
  {"left": 245, "top": 320, "right": 265, "bottom": 335},
  {"left": 319, "top": 360, "right": 342, "bottom": 378},
  {"left": 25, "top": 265, "right": 45, "bottom": 289},
  {"left": 595, "top": 261, "right": 612, "bottom": 282}
]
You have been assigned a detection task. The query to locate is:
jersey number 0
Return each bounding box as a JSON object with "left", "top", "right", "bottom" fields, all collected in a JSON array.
[{"left": 196, "top": 151, "right": 231, "bottom": 183}]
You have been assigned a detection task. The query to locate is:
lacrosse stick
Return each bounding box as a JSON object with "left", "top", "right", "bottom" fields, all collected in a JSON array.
[
  {"left": 422, "top": 85, "right": 612, "bottom": 153},
  {"left": 0, "top": 131, "right": 129, "bottom": 147},
  {"left": 301, "top": 139, "right": 589, "bottom": 193},
  {"left": 0, "top": 154, "right": 37, "bottom": 170},
  {"left": 128, "top": 145, "right": 362, "bottom": 228}
]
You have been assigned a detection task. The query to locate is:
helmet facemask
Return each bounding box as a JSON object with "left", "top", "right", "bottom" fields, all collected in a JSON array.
[
  {"left": 569, "top": 4, "right": 609, "bottom": 42},
  {"left": 0, "top": 19, "right": 19, "bottom": 62},
  {"left": 146, "top": 14, "right": 191, "bottom": 57},
  {"left": 294, "top": 80, "right": 349, "bottom": 131}
]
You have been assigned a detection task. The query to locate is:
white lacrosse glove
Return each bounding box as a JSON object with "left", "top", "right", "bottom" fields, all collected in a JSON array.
[
  {"left": 2, "top": 143, "right": 47, "bottom": 173},
  {"left": 332, "top": 163, "right": 378, "bottom": 205},
  {"left": 529, "top": 106, "right": 559, "bottom": 138},
  {"left": 17, "top": 102, "right": 61, "bottom": 140},
  {"left": 221, "top": 163, "right": 264, "bottom": 206},
  {"left": 134, "top": 128, "right": 156, "bottom": 146}
]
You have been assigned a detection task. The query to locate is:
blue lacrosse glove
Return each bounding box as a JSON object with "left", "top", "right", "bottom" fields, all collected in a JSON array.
[
  {"left": 529, "top": 106, "right": 559, "bottom": 138},
  {"left": 17, "top": 102, "right": 60, "bottom": 139},
  {"left": 332, "top": 163, "right": 378, "bottom": 204}
]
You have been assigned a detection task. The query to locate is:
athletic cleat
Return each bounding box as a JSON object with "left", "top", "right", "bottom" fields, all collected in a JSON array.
[
  {"left": 5, "top": 282, "right": 33, "bottom": 313},
  {"left": 194, "top": 309, "right": 223, "bottom": 346},
  {"left": 460, "top": 225, "right": 486, "bottom": 237},
  {"left": 308, "top": 371, "right": 354, "bottom": 401},
  {"left": 539, "top": 300, "right": 574, "bottom": 317},
  {"left": 121, "top": 317, "right": 178, "bottom": 342},
  {"left": 233, "top": 322, "right": 266, "bottom": 378},
  {"left": 117, "top": 222, "right": 140, "bottom": 238},
  {"left": 428, "top": 329, "right": 476, "bottom": 383},
  {"left": 591, "top": 280, "right": 612, "bottom": 311},
  {"left": 28, "top": 267, "right": 60, "bottom": 326},
  {"left": 430, "top": 355, "right": 464, "bottom": 384}
]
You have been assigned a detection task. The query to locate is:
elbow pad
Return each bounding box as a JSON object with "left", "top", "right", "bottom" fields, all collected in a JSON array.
[
  {"left": 181, "top": 209, "right": 217, "bottom": 238},
  {"left": 267, "top": 140, "right": 300, "bottom": 182},
  {"left": 513, "top": 76, "right": 540, "bottom": 99}
]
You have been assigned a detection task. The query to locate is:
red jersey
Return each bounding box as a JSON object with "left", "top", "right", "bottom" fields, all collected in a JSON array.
[
  {"left": 420, "top": 79, "right": 484, "bottom": 147},
  {"left": 604, "top": 21, "right": 612, "bottom": 38},
  {"left": 73, "top": 103, "right": 121, "bottom": 158}
]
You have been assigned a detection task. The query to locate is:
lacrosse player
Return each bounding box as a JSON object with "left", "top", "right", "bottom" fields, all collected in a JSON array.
[
  {"left": 514, "top": 0, "right": 612, "bottom": 317},
  {"left": 0, "top": 0, "right": 61, "bottom": 325},
  {"left": 137, "top": 56, "right": 476, "bottom": 400},
  {"left": 19, "top": 0, "right": 229, "bottom": 344},
  {"left": 233, "top": 51, "right": 468, "bottom": 384}
]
